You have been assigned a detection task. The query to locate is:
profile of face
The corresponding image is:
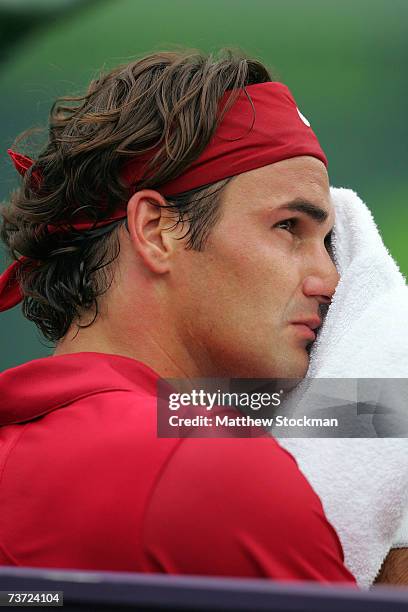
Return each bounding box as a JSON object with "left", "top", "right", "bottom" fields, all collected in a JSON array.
[{"left": 168, "top": 156, "right": 339, "bottom": 379}]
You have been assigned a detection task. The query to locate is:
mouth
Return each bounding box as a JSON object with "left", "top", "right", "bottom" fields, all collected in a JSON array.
[{"left": 290, "top": 323, "right": 317, "bottom": 341}]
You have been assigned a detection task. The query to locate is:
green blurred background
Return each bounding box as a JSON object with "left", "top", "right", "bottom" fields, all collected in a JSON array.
[{"left": 0, "top": 0, "right": 407, "bottom": 371}]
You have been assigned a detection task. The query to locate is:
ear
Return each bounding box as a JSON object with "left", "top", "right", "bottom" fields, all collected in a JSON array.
[{"left": 126, "top": 190, "right": 179, "bottom": 274}]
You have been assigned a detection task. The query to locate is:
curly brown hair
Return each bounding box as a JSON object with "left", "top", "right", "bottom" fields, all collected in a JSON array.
[{"left": 1, "top": 48, "right": 273, "bottom": 343}]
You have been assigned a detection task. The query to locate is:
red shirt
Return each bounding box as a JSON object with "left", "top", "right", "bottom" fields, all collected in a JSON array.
[{"left": 0, "top": 352, "right": 355, "bottom": 583}]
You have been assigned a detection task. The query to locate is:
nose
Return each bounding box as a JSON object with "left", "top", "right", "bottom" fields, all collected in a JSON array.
[{"left": 302, "top": 250, "right": 340, "bottom": 305}]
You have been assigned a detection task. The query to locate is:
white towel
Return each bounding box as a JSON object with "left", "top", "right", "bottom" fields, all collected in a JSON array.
[{"left": 277, "top": 187, "right": 408, "bottom": 587}]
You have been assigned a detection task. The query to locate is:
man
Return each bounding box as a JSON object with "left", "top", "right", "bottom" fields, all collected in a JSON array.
[{"left": 0, "top": 50, "right": 355, "bottom": 582}]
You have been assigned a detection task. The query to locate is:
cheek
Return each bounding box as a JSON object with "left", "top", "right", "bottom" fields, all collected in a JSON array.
[
  {"left": 174, "top": 231, "right": 300, "bottom": 329},
  {"left": 208, "top": 245, "right": 295, "bottom": 325},
  {"left": 219, "top": 238, "right": 296, "bottom": 299}
]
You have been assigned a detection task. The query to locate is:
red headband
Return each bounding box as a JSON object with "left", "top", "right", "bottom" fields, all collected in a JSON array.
[{"left": 0, "top": 82, "right": 327, "bottom": 312}]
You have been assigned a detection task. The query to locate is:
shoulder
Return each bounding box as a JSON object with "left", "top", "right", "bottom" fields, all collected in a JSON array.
[
  {"left": 143, "top": 435, "right": 324, "bottom": 526},
  {"left": 141, "top": 435, "right": 354, "bottom": 581}
]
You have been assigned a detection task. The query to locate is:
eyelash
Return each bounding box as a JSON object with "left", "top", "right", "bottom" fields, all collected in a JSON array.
[
  {"left": 274, "top": 218, "right": 298, "bottom": 233},
  {"left": 275, "top": 218, "right": 333, "bottom": 252}
]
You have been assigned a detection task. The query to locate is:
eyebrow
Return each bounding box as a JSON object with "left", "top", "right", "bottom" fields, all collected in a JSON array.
[{"left": 276, "top": 198, "right": 329, "bottom": 224}]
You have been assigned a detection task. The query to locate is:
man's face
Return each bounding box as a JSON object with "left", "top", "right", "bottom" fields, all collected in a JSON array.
[{"left": 170, "top": 156, "right": 339, "bottom": 378}]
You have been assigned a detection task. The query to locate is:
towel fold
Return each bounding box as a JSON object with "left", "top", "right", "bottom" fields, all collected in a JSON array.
[{"left": 277, "top": 187, "right": 408, "bottom": 587}]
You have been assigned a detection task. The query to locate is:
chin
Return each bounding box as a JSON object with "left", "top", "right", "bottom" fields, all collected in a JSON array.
[
  {"left": 247, "top": 359, "right": 309, "bottom": 381},
  {"left": 216, "top": 344, "right": 310, "bottom": 379},
  {"left": 277, "top": 351, "right": 310, "bottom": 380}
]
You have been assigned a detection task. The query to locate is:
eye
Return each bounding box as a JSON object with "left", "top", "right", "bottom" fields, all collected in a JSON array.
[{"left": 275, "top": 218, "right": 298, "bottom": 233}]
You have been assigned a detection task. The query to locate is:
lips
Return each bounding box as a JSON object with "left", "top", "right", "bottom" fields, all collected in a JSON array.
[
  {"left": 292, "top": 323, "right": 316, "bottom": 340},
  {"left": 291, "top": 317, "right": 321, "bottom": 331},
  {"left": 290, "top": 317, "right": 322, "bottom": 341}
]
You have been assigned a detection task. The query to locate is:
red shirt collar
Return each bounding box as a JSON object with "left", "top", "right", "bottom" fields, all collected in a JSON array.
[{"left": 0, "top": 352, "right": 160, "bottom": 426}]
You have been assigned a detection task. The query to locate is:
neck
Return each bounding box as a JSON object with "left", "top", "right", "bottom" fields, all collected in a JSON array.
[{"left": 53, "top": 310, "right": 204, "bottom": 380}]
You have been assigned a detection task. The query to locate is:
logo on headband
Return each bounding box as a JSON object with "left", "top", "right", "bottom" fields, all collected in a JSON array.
[{"left": 296, "top": 107, "right": 311, "bottom": 127}]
